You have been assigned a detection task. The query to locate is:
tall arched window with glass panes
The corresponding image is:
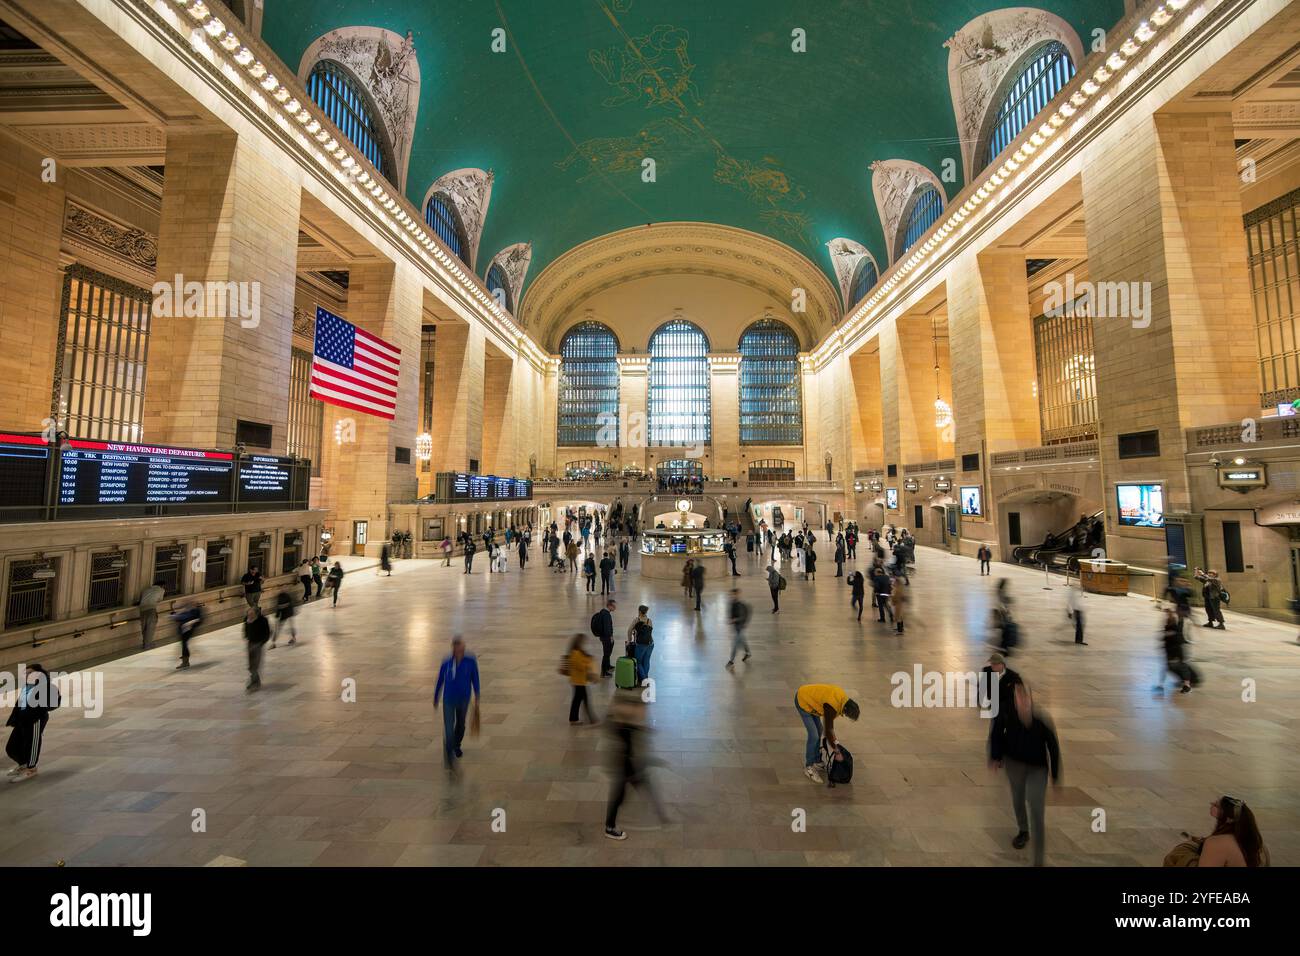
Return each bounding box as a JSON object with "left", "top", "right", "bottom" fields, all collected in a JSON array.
[
  {"left": 899, "top": 184, "right": 944, "bottom": 259},
  {"left": 980, "top": 41, "right": 1076, "bottom": 171},
  {"left": 648, "top": 320, "right": 710, "bottom": 446},
  {"left": 424, "top": 194, "right": 468, "bottom": 265},
  {"left": 485, "top": 264, "right": 510, "bottom": 312},
  {"left": 306, "top": 60, "right": 390, "bottom": 178},
  {"left": 557, "top": 322, "right": 620, "bottom": 446},
  {"left": 739, "top": 319, "right": 802, "bottom": 445},
  {"left": 849, "top": 258, "right": 879, "bottom": 308}
]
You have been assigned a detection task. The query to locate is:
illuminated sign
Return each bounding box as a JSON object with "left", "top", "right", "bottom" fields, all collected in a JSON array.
[{"left": 1217, "top": 465, "right": 1267, "bottom": 490}]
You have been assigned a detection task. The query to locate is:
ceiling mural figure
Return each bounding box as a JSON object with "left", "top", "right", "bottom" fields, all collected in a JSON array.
[
  {"left": 944, "top": 7, "right": 1084, "bottom": 182},
  {"left": 487, "top": 243, "right": 534, "bottom": 315},
  {"left": 870, "top": 159, "right": 946, "bottom": 266},
  {"left": 588, "top": 24, "right": 700, "bottom": 113},
  {"left": 427, "top": 169, "right": 494, "bottom": 272},
  {"left": 557, "top": 118, "right": 691, "bottom": 182},
  {"left": 297, "top": 27, "right": 420, "bottom": 192},
  {"left": 825, "top": 238, "right": 878, "bottom": 314}
]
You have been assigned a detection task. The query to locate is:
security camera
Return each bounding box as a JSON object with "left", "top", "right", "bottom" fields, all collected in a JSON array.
[{"left": 1208, "top": 455, "right": 1220, "bottom": 468}]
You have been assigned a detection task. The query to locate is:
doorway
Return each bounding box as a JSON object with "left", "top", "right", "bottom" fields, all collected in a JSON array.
[
  {"left": 913, "top": 504, "right": 924, "bottom": 530},
  {"left": 352, "top": 520, "right": 368, "bottom": 556}
]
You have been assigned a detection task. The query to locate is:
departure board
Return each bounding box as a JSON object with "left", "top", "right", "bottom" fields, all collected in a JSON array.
[
  {"left": 434, "top": 472, "right": 533, "bottom": 503},
  {"left": 57, "top": 439, "right": 234, "bottom": 516},
  {"left": 0, "top": 433, "right": 51, "bottom": 520}
]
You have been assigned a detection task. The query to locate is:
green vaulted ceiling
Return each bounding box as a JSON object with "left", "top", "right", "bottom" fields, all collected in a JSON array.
[{"left": 263, "top": 0, "right": 1125, "bottom": 301}]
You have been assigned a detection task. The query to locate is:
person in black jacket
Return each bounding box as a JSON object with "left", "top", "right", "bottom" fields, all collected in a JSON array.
[
  {"left": 870, "top": 566, "right": 893, "bottom": 623},
  {"left": 599, "top": 551, "right": 616, "bottom": 595},
  {"left": 848, "top": 570, "right": 866, "bottom": 621},
  {"left": 834, "top": 540, "right": 845, "bottom": 577},
  {"left": 804, "top": 546, "right": 817, "bottom": 581},
  {"left": 990, "top": 681, "right": 1060, "bottom": 866},
  {"left": 5, "top": 663, "right": 57, "bottom": 782},
  {"left": 691, "top": 562, "right": 705, "bottom": 612},
  {"left": 618, "top": 539, "right": 630, "bottom": 571},
  {"left": 243, "top": 607, "right": 271, "bottom": 692},
  {"left": 592, "top": 599, "right": 616, "bottom": 677}
]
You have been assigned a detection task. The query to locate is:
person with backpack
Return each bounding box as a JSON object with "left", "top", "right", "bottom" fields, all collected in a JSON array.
[
  {"left": 726, "top": 588, "right": 752, "bottom": 667},
  {"left": 592, "top": 599, "right": 616, "bottom": 678},
  {"left": 626, "top": 606, "right": 654, "bottom": 682},
  {"left": 848, "top": 569, "right": 866, "bottom": 622},
  {"left": 270, "top": 589, "right": 297, "bottom": 649},
  {"left": 582, "top": 553, "right": 597, "bottom": 592},
  {"left": 564, "top": 633, "right": 599, "bottom": 725},
  {"left": 5, "top": 663, "right": 58, "bottom": 782},
  {"left": 767, "top": 562, "right": 784, "bottom": 613},
  {"left": 1195, "top": 568, "right": 1227, "bottom": 630},
  {"left": 243, "top": 606, "right": 271, "bottom": 692},
  {"left": 794, "top": 684, "right": 860, "bottom": 784},
  {"left": 989, "top": 682, "right": 1061, "bottom": 866}
]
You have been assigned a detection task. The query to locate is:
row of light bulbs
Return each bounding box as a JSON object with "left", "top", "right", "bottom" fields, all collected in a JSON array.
[
  {"left": 812, "top": 0, "right": 1194, "bottom": 368},
  {"left": 158, "top": 0, "right": 548, "bottom": 367}
]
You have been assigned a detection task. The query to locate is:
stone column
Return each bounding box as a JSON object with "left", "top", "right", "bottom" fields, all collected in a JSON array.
[
  {"left": 430, "top": 320, "right": 485, "bottom": 474},
  {"left": 618, "top": 355, "right": 649, "bottom": 474},
  {"left": 482, "top": 351, "right": 516, "bottom": 475},
  {"left": 144, "top": 130, "right": 301, "bottom": 450},
  {"left": 540, "top": 359, "right": 559, "bottom": 477},
  {"left": 1081, "top": 109, "right": 1257, "bottom": 563},
  {"left": 708, "top": 353, "right": 741, "bottom": 478}
]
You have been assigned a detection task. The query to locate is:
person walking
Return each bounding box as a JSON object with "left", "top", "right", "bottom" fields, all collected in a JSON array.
[
  {"left": 870, "top": 565, "right": 894, "bottom": 624},
  {"left": 311, "top": 556, "right": 324, "bottom": 598},
  {"left": 681, "top": 559, "right": 695, "bottom": 602},
  {"left": 170, "top": 600, "right": 203, "bottom": 669},
  {"left": 603, "top": 691, "right": 666, "bottom": 841},
  {"left": 618, "top": 538, "right": 630, "bottom": 572},
  {"left": 600, "top": 551, "right": 616, "bottom": 595},
  {"left": 518, "top": 535, "right": 528, "bottom": 570},
  {"left": 441, "top": 536, "right": 453, "bottom": 567},
  {"left": 4, "top": 664, "right": 57, "bottom": 783},
  {"left": 243, "top": 606, "right": 271, "bottom": 692},
  {"left": 1160, "top": 604, "right": 1195, "bottom": 694},
  {"left": 270, "top": 589, "right": 297, "bottom": 648},
  {"left": 978, "top": 544, "right": 992, "bottom": 576},
  {"left": 725, "top": 538, "right": 739, "bottom": 576},
  {"left": 848, "top": 569, "right": 866, "bottom": 621},
  {"left": 463, "top": 537, "right": 477, "bottom": 574},
  {"left": 794, "top": 684, "right": 860, "bottom": 784},
  {"left": 804, "top": 545, "right": 817, "bottom": 582},
  {"left": 767, "top": 562, "right": 784, "bottom": 613},
  {"left": 691, "top": 560, "right": 705, "bottom": 612},
  {"left": 592, "top": 598, "right": 616, "bottom": 678},
  {"left": 583, "top": 553, "right": 597, "bottom": 592},
  {"left": 379, "top": 543, "right": 392, "bottom": 576},
  {"left": 1067, "top": 584, "right": 1087, "bottom": 645},
  {"left": 566, "top": 539, "right": 580, "bottom": 573},
  {"left": 989, "top": 682, "right": 1061, "bottom": 866},
  {"left": 834, "top": 539, "right": 845, "bottom": 578},
  {"left": 627, "top": 605, "right": 654, "bottom": 682},
  {"left": 726, "top": 588, "right": 752, "bottom": 667},
  {"left": 433, "top": 637, "right": 481, "bottom": 772},
  {"left": 890, "top": 571, "right": 907, "bottom": 634},
  {"left": 565, "top": 633, "right": 599, "bottom": 725},
  {"left": 297, "top": 558, "right": 314, "bottom": 601},
  {"left": 327, "top": 561, "right": 344, "bottom": 607},
  {"left": 241, "top": 565, "right": 263, "bottom": 609}
]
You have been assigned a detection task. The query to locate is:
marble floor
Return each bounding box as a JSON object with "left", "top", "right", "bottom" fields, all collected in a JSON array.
[{"left": 2, "top": 541, "right": 1298, "bottom": 867}]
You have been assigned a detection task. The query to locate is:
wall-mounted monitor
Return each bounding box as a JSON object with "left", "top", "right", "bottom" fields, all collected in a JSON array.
[
  {"left": 885, "top": 488, "right": 899, "bottom": 511},
  {"left": 960, "top": 486, "right": 983, "bottom": 517},
  {"left": 1116, "top": 482, "right": 1164, "bottom": 528}
]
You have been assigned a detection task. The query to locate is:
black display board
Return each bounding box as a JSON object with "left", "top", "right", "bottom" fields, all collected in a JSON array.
[
  {"left": 0, "top": 433, "right": 51, "bottom": 522},
  {"left": 235, "top": 454, "right": 310, "bottom": 511},
  {"left": 434, "top": 472, "right": 532, "bottom": 503},
  {"left": 57, "top": 439, "right": 235, "bottom": 518}
]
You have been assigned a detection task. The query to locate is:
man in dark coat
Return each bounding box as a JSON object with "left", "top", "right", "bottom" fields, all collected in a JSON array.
[{"left": 592, "top": 599, "right": 616, "bottom": 677}]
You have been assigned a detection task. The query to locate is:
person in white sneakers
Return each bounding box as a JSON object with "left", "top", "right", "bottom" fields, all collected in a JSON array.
[{"left": 794, "top": 684, "right": 859, "bottom": 783}]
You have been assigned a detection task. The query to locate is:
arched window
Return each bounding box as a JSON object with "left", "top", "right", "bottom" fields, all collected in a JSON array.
[
  {"left": 849, "top": 258, "right": 879, "bottom": 307},
  {"left": 739, "top": 319, "right": 802, "bottom": 445},
  {"left": 306, "top": 60, "right": 389, "bottom": 177},
  {"left": 899, "top": 184, "right": 944, "bottom": 259},
  {"left": 485, "top": 263, "right": 510, "bottom": 311},
  {"left": 748, "top": 459, "right": 796, "bottom": 482},
  {"left": 424, "top": 194, "right": 468, "bottom": 265},
  {"left": 648, "top": 319, "right": 710, "bottom": 446},
  {"left": 981, "top": 41, "right": 1076, "bottom": 171},
  {"left": 558, "top": 322, "right": 619, "bottom": 446}
]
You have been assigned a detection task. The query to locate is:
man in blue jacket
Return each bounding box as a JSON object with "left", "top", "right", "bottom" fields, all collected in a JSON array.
[{"left": 434, "top": 637, "right": 481, "bottom": 771}]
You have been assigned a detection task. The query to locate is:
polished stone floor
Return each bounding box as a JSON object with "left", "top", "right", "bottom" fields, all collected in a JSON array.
[{"left": 2, "top": 540, "right": 1298, "bottom": 867}]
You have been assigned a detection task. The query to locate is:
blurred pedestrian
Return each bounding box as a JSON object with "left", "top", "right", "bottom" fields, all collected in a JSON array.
[
  {"left": 989, "top": 682, "right": 1061, "bottom": 866},
  {"left": 726, "top": 587, "right": 752, "bottom": 667},
  {"left": 434, "top": 637, "right": 481, "bottom": 772}
]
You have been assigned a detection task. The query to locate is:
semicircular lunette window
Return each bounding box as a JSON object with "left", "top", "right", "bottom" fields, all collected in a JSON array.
[
  {"left": 900, "top": 184, "right": 944, "bottom": 259},
  {"left": 558, "top": 321, "right": 620, "bottom": 446},
  {"left": 485, "top": 263, "right": 510, "bottom": 312},
  {"left": 981, "top": 40, "right": 1076, "bottom": 172},
  {"left": 648, "top": 319, "right": 711, "bottom": 447},
  {"left": 306, "top": 60, "right": 389, "bottom": 178},
  {"left": 424, "top": 194, "right": 468, "bottom": 265},
  {"left": 739, "top": 318, "right": 802, "bottom": 445},
  {"left": 849, "top": 258, "right": 879, "bottom": 309}
]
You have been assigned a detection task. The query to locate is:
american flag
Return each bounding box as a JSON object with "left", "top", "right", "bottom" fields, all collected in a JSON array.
[{"left": 309, "top": 307, "right": 401, "bottom": 420}]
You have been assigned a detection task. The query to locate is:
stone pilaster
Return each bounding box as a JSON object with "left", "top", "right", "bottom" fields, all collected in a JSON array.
[{"left": 430, "top": 320, "right": 485, "bottom": 474}]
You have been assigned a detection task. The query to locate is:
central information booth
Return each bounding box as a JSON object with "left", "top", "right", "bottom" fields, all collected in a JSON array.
[{"left": 639, "top": 499, "right": 728, "bottom": 581}]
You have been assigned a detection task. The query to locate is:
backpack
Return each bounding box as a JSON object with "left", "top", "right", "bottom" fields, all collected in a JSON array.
[
  {"left": 777, "top": 575, "right": 787, "bottom": 591},
  {"left": 820, "top": 739, "right": 853, "bottom": 786},
  {"left": 1219, "top": 589, "right": 1231, "bottom": 605},
  {"left": 590, "top": 611, "right": 603, "bottom": 636}
]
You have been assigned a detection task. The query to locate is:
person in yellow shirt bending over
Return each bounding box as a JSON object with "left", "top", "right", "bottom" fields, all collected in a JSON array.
[{"left": 795, "top": 683, "right": 859, "bottom": 783}]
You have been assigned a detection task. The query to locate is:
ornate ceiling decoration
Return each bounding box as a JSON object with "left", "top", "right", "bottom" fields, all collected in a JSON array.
[
  {"left": 825, "top": 238, "right": 879, "bottom": 313},
  {"left": 519, "top": 222, "right": 841, "bottom": 351},
  {"left": 486, "top": 242, "right": 533, "bottom": 310},
  {"left": 426, "top": 168, "right": 493, "bottom": 272},
  {"left": 870, "top": 160, "right": 947, "bottom": 265}
]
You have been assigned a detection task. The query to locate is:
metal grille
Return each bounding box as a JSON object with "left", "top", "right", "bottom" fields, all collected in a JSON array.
[
  {"left": 153, "top": 547, "right": 182, "bottom": 596},
  {"left": 901, "top": 185, "right": 944, "bottom": 258},
  {"left": 248, "top": 537, "right": 271, "bottom": 578},
  {"left": 981, "top": 41, "right": 1075, "bottom": 171},
  {"left": 739, "top": 319, "right": 802, "bottom": 445},
  {"left": 748, "top": 459, "right": 796, "bottom": 482},
  {"left": 1033, "top": 300, "right": 1098, "bottom": 444},
  {"left": 205, "top": 540, "right": 230, "bottom": 590},
  {"left": 424, "top": 195, "right": 467, "bottom": 264},
  {"left": 53, "top": 265, "right": 150, "bottom": 442},
  {"left": 849, "top": 259, "right": 878, "bottom": 307},
  {"left": 1245, "top": 187, "right": 1300, "bottom": 403},
  {"left": 306, "top": 59, "right": 388, "bottom": 177},
  {"left": 88, "top": 551, "right": 126, "bottom": 611},
  {"left": 486, "top": 264, "right": 511, "bottom": 312},
  {"left": 6, "top": 559, "right": 55, "bottom": 629},
  {"left": 288, "top": 347, "right": 323, "bottom": 476},
  {"left": 648, "top": 320, "right": 710, "bottom": 446},
  {"left": 558, "top": 322, "right": 620, "bottom": 446}
]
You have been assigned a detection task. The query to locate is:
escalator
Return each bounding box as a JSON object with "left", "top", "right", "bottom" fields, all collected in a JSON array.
[{"left": 1012, "top": 510, "right": 1104, "bottom": 572}]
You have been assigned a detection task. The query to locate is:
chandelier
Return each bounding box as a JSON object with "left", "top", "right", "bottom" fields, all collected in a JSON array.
[
  {"left": 934, "top": 397, "right": 953, "bottom": 429},
  {"left": 415, "top": 432, "right": 433, "bottom": 461}
]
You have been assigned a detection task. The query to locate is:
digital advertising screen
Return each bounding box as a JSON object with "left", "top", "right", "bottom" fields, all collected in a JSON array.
[
  {"left": 885, "top": 488, "right": 899, "bottom": 511},
  {"left": 960, "top": 486, "right": 983, "bottom": 517},
  {"left": 1116, "top": 483, "right": 1164, "bottom": 528}
]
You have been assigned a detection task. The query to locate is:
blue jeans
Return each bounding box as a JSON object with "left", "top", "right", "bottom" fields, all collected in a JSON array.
[
  {"left": 729, "top": 628, "right": 750, "bottom": 661},
  {"left": 442, "top": 697, "right": 469, "bottom": 766},
  {"left": 795, "top": 693, "right": 822, "bottom": 767},
  {"left": 633, "top": 643, "right": 653, "bottom": 681}
]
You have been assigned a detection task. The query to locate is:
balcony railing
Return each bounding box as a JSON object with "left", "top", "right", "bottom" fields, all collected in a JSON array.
[
  {"left": 989, "top": 441, "right": 1100, "bottom": 467},
  {"left": 1189, "top": 417, "right": 1300, "bottom": 449}
]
